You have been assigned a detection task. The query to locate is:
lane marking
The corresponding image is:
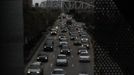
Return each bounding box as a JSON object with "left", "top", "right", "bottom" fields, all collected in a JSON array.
[
  {"left": 53, "top": 55, "right": 55, "bottom": 58},
  {"left": 72, "top": 64, "right": 74, "bottom": 67},
  {"left": 71, "top": 55, "right": 74, "bottom": 58},
  {"left": 50, "top": 64, "right": 53, "bottom": 67}
]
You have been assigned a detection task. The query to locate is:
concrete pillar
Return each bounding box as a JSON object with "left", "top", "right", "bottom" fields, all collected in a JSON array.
[{"left": 0, "top": 0, "right": 24, "bottom": 75}]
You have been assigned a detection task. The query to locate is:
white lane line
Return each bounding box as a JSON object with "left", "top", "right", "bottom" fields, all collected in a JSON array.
[
  {"left": 53, "top": 55, "right": 55, "bottom": 58},
  {"left": 50, "top": 64, "right": 53, "bottom": 67},
  {"left": 71, "top": 55, "right": 74, "bottom": 58},
  {"left": 72, "top": 64, "right": 74, "bottom": 67}
]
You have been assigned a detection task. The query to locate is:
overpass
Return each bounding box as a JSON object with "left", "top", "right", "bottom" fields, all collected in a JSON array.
[{"left": 40, "top": 0, "right": 94, "bottom": 12}]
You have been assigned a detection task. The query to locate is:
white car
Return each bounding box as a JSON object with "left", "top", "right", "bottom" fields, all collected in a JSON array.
[
  {"left": 79, "top": 52, "right": 90, "bottom": 62},
  {"left": 78, "top": 47, "right": 88, "bottom": 54},
  {"left": 59, "top": 36, "right": 68, "bottom": 41},
  {"left": 51, "top": 68, "right": 65, "bottom": 75},
  {"left": 27, "top": 61, "right": 42, "bottom": 75},
  {"left": 56, "top": 54, "right": 68, "bottom": 66},
  {"left": 59, "top": 41, "right": 68, "bottom": 47}
]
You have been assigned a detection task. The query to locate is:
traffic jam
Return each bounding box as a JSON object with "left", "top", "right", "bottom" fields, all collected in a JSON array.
[{"left": 25, "top": 13, "right": 94, "bottom": 75}]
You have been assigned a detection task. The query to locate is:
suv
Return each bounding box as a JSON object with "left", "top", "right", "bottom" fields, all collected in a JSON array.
[{"left": 44, "top": 38, "right": 54, "bottom": 51}]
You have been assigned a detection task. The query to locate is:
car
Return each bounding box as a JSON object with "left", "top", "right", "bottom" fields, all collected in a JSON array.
[
  {"left": 27, "top": 61, "right": 43, "bottom": 75},
  {"left": 78, "top": 72, "right": 89, "bottom": 75},
  {"left": 81, "top": 42, "right": 90, "bottom": 48},
  {"left": 74, "top": 38, "right": 82, "bottom": 46},
  {"left": 59, "top": 40, "right": 68, "bottom": 47},
  {"left": 59, "top": 33, "right": 66, "bottom": 39},
  {"left": 69, "top": 31, "right": 78, "bottom": 36},
  {"left": 59, "top": 36, "right": 68, "bottom": 41},
  {"left": 61, "top": 28, "right": 68, "bottom": 33},
  {"left": 44, "top": 38, "right": 54, "bottom": 51},
  {"left": 60, "top": 45, "right": 71, "bottom": 55},
  {"left": 79, "top": 31, "right": 87, "bottom": 36},
  {"left": 78, "top": 46, "right": 88, "bottom": 54},
  {"left": 81, "top": 35, "right": 89, "bottom": 43},
  {"left": 51, "top": 30, "right": 57, "bottom": 35},
  {"left": 70, "top": 34, "right": 78, "bottom": 40},
  {"left": 37, "top": 52, "right": 48, "bottom": 62},
  {"left": 51, "top": 68, "right": 66, "bottom": 75},
  {"left": 56, "top": 54, "right": 68, "bottom": 66},
  {"left": 79, "top": 52, "right": 90, "bottom": 62}
]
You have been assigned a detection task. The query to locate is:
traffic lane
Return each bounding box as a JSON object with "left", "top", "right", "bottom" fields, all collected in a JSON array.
[
  {"left": 68, "top": 39, "right": 91, "bottom": 75},
  {"left": 24, "top": 33, "right": 50, "bottom": 75},
  {"left": 43, "top": 32, "right": 60, "bottom": 75},
  {"left": 69, "top": 33, "right": 93, "bottom": 75}
]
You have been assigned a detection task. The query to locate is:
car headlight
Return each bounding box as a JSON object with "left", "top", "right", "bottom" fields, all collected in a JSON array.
[
  {"left": 81, "top": 39, "right": 84, "bottom": 40},
  {"left": 45, "top": 57, "right": 47, "bottom": 59},
  {"left": 86, "top": 39, "right": 88, "bottom": 41},
  {"left": 36, "top": 71, "right": 40, "bottom": 74},
  {"left": 37, "top": 57, "right": 39, "bottom": 59},
  {"left": 27, "top": 71, "right": 30, "bottom": 73}
]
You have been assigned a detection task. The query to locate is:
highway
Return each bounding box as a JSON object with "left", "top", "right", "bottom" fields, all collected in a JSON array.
[{"left": 25, "top": 13, "right": 94, "bottom": 75}]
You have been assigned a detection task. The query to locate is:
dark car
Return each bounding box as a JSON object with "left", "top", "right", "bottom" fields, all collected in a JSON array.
[
  {"left": 70, "top": 34, "right": 77, "bottom": 40},
  {"left": 51, "top": 30, "right": 57, "bottom": 35},
  {"left": 74, "top": 38, "right": 82, "bottom": 46},
  {"left": 60, "top": 45, "right": 71, "bottom": 55},
  {"left": 44, "top": 38, "right": 54, "bottom": 51},
  {"left": 37, "top": 52, "right": 48, "bottom": 62},
  {"left": 61, "top": 28, "right": 67, "bottom": 33},
  {"left": 81, "top": 42, "right": 90, "bottom": 48}
]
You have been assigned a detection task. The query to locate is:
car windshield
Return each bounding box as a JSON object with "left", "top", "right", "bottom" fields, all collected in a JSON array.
[
  {"left": 53, "top": 70, "right": 64, "bottom": 74},
  {"left": 81, "top": 35, "right": 88, "bottom": 38},
  {"left": 29, "top": 65, "right": 40, "bottom": 69},
  {"left": 46, "top": 40, "right": 53, "bottom": 44},
  {"left": 79, "top": 47, "right": 87, "bottom": 50},
  {"left": 80, "top": 53, "right": 88, "bottom": 56},
  {"left": 57, "top": 56, "right": 66, "bottom": 59}
]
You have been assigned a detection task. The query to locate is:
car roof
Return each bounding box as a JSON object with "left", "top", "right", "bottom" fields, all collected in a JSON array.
[
  {"left": 58, "top": 54, "right": 66, "bottom": 57},
  {"left": 54, "top": 68, "right": 64, "bottom": 71}
]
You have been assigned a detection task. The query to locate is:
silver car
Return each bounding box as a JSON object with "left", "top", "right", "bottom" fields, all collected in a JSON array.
[
  {"left": 78, "top": 46, "right": 88, "bottom": 54},
  {"left": 79, "top": 52, "right": 90, "bottom": 62},
  {"left": 27, "top": 61, "right": 42, "bottom": 75},
  {"left": 51, "top": 68, "right": 65, "bottom": 75},
  {"left": 56, "top": 54, "right": 68, "bottom": 66},
  {"left": 59, "top": 40, "right": 68, "bottom": 47}
]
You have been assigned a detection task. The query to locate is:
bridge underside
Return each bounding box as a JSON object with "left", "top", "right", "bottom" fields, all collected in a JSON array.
[{"left": 40, "top": 1, "right": 94, "bottom": 13}]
